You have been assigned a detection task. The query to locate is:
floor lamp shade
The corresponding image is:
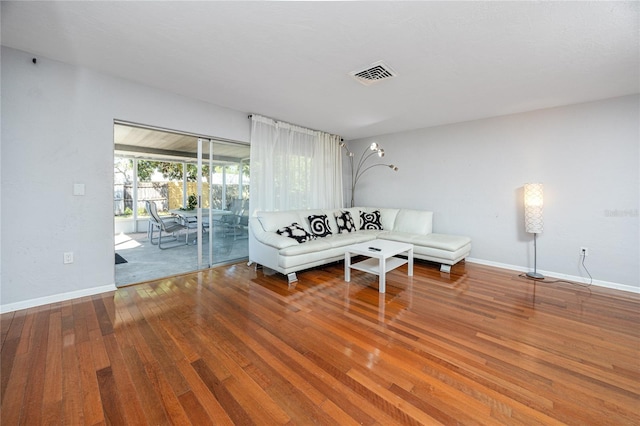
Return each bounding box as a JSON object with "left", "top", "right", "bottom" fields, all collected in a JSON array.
[{"left": 524, "top": 183, "right": 544, "bottom": 234}]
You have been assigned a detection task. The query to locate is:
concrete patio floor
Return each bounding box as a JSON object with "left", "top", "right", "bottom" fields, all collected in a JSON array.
[{"left": 115, "top": 228, "right": 248, "bottom": 287}]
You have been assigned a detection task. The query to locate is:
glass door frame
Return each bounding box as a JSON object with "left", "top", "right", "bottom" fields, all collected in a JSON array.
[{"left": 195, "top": 138, "right": 215, "bottom": 268}]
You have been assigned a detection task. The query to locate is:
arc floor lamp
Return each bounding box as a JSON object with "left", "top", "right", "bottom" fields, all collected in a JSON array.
[
  {"left": 524, "top": 183, "right": 545, "bottom": 279},
  {"left": 340, "top": 141, "right": 398, "bottom": 207}
]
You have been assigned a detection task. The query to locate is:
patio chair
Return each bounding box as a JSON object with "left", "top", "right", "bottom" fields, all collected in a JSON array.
[
  {"left": 234, "top": 214, "right": 249, "bottom": 240},
  {"left": 217, "top": 214, "right": 241, "bottom": 240},
  {"left": 213, "top": 199, "right": 247, "bottom": 240},
  {"left": 145, "top": 201, "right": 188, "bottom": 249},
  {"left": 182, "top": 215, "right": 210, "bottom": 245}
]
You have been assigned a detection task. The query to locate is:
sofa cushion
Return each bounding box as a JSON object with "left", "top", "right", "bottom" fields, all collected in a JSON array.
[
  {"left": 307, "top": 214, "right": 332, "bottom": 237},
  {"left": 377, "top": 231, "right": 416, "bottom": 244},
  {"left": 254, "top": 231, "right": 299, "bottom": 250},
  {"left": 334, "top": 210, "right": 357, "bottom": 233},
  {"left": 279, "top": 238, "right": 333, "bottom": 256},
  {"left": 412, "top": 242, "right": 472, "bottom": 263},
  {"left": 276, "top": 223, "right": 316, "bottom": 243},
  {"left": 393, "top": 209, "right": 433, "bottom": 235},
  {"left": 257, "top": 211, "right": 303, "bottom": 232},
  {"left": 278, "top": 245, "right": 346, "bottom": 269},
  {"left": 381, "top": 232, "right": 470, "bottom": 251},
  {"left": 360, "top": 210, "right": 383, "bottom": 230},
  {"left": 377, "top": 208, "right": 400, "bottom": 230},
  {"left": 416, "top": 233, "right": 471, "bottom": 251},
  {"left": 314, "top": 232, "right": 377, "bottom": 249}
]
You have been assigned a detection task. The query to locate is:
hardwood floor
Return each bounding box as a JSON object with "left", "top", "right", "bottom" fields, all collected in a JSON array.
[{"left": 2, "top": 260, "right": 639, "bottom": 425}]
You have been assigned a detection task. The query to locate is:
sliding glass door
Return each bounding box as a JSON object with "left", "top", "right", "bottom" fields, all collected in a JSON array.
[
  {"left": 200, "top": 139, "right": 251, "bottom": 269},
  {"left": 114, "top": 122, "right": 250, "bottom": 287}
]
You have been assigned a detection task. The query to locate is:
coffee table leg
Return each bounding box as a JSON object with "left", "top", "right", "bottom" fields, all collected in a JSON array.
[
  {"left": 408, "top": 247, "right": 414, "bottom": 276},
  {"left": 379, "top": 256, "right": 386, "bottom": 293},
  {"left": 345, "top": 251, "right": 351, "bottom": 282}
]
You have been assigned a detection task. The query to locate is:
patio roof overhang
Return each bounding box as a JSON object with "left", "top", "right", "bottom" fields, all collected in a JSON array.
[{"left": 114, "top": 122, "right": 250, "bottom": 165}]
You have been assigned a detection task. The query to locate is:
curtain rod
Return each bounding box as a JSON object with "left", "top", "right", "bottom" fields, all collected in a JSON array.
[{"left": 247, "top": 114, "right": 343, "bottom": 141}]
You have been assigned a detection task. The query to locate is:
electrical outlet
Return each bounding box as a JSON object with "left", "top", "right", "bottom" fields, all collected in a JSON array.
[
  {"left": 63, "top": 252, "right": 74, "bottom": 264},
  {"left": 580, "top": 247, "right": 589, "bottom": 257}
]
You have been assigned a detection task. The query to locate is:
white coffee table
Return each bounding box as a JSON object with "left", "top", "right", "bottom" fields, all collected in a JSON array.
[{"left": 344, "top": 240, "right": 413, "bottom": 293}]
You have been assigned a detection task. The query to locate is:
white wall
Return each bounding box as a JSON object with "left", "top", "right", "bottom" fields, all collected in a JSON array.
[
  {"left": 347, "top": 95, "right": 639, "bottom": 290},
  {"left": 2, "top": 45, "right": 638, "bottom": 311},
  {"left": 1, "top": 47, "right": 250, "bottom": 310}
]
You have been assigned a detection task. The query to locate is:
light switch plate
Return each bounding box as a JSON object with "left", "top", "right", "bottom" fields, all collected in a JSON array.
[{"left": 73, "top": 183, "right": 85, "bottom": 196}]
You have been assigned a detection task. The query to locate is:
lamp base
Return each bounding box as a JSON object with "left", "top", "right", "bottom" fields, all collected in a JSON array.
[{"left": 526, "top": 272, "right": 545, "bottom": 280}]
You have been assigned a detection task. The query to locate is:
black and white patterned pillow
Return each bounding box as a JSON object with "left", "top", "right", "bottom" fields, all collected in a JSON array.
[
  {"left": 334, "top": 211, "right": 356, "bottom": 234},
  {"left": 276, "top": 223, "right": 316, "bottom": 243},
  {"left": 360, "top": 210, "right": 383, "bottom": 230},
  {"left": 308, "top": 214, "right": 332, "bottom": 238}
]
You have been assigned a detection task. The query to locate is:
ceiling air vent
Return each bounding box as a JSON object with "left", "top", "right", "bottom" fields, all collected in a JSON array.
[{"left": 350, "top": 61, "right": 397, "bottom": 86}]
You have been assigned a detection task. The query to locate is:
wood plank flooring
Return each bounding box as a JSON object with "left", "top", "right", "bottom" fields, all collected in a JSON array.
[{"left": 2, "top": 260, "right": 639, "bottom": 425}]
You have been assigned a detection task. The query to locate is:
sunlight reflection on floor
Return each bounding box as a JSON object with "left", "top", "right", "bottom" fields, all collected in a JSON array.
[{"left": 115, "top": 232, "right": 142, "bottom": 250}]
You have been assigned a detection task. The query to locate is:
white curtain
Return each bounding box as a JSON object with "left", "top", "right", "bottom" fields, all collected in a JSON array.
[{"left": 249, "top": 114, "right": 343, "bottom": 215}]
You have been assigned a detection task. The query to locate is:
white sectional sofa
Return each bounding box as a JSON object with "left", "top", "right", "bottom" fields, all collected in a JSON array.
[{"left": 249, "top": 207, "right": 471, "bottom": 283}]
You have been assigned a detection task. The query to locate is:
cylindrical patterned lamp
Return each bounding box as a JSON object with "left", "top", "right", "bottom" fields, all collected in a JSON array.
[
  {"left": 524, "top": 183, "right": 544, "bottom": 233},
  {"left": 524, "top": 183, "right": 544, "bottom": 279}
]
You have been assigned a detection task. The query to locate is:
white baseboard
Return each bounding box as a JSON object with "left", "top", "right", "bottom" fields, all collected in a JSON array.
[
  {"left": 2, "top": 258, "right": 637, "bottom": 313},
  {"left": 465, "top": 257, "right": 639, "bottom": 294},
  {"left": 0, "top": 284, "right": 118, "bottom": 314}
]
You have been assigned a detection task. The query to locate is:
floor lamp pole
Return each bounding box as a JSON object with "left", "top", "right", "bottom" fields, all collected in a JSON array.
[{"left": 527, "top": 233, "right": 544, "bottom": 280}]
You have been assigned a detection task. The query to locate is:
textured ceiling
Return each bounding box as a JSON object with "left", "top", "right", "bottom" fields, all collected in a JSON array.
[{"left": 2, "top": 1, "right": 638, "bottom": 140}]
